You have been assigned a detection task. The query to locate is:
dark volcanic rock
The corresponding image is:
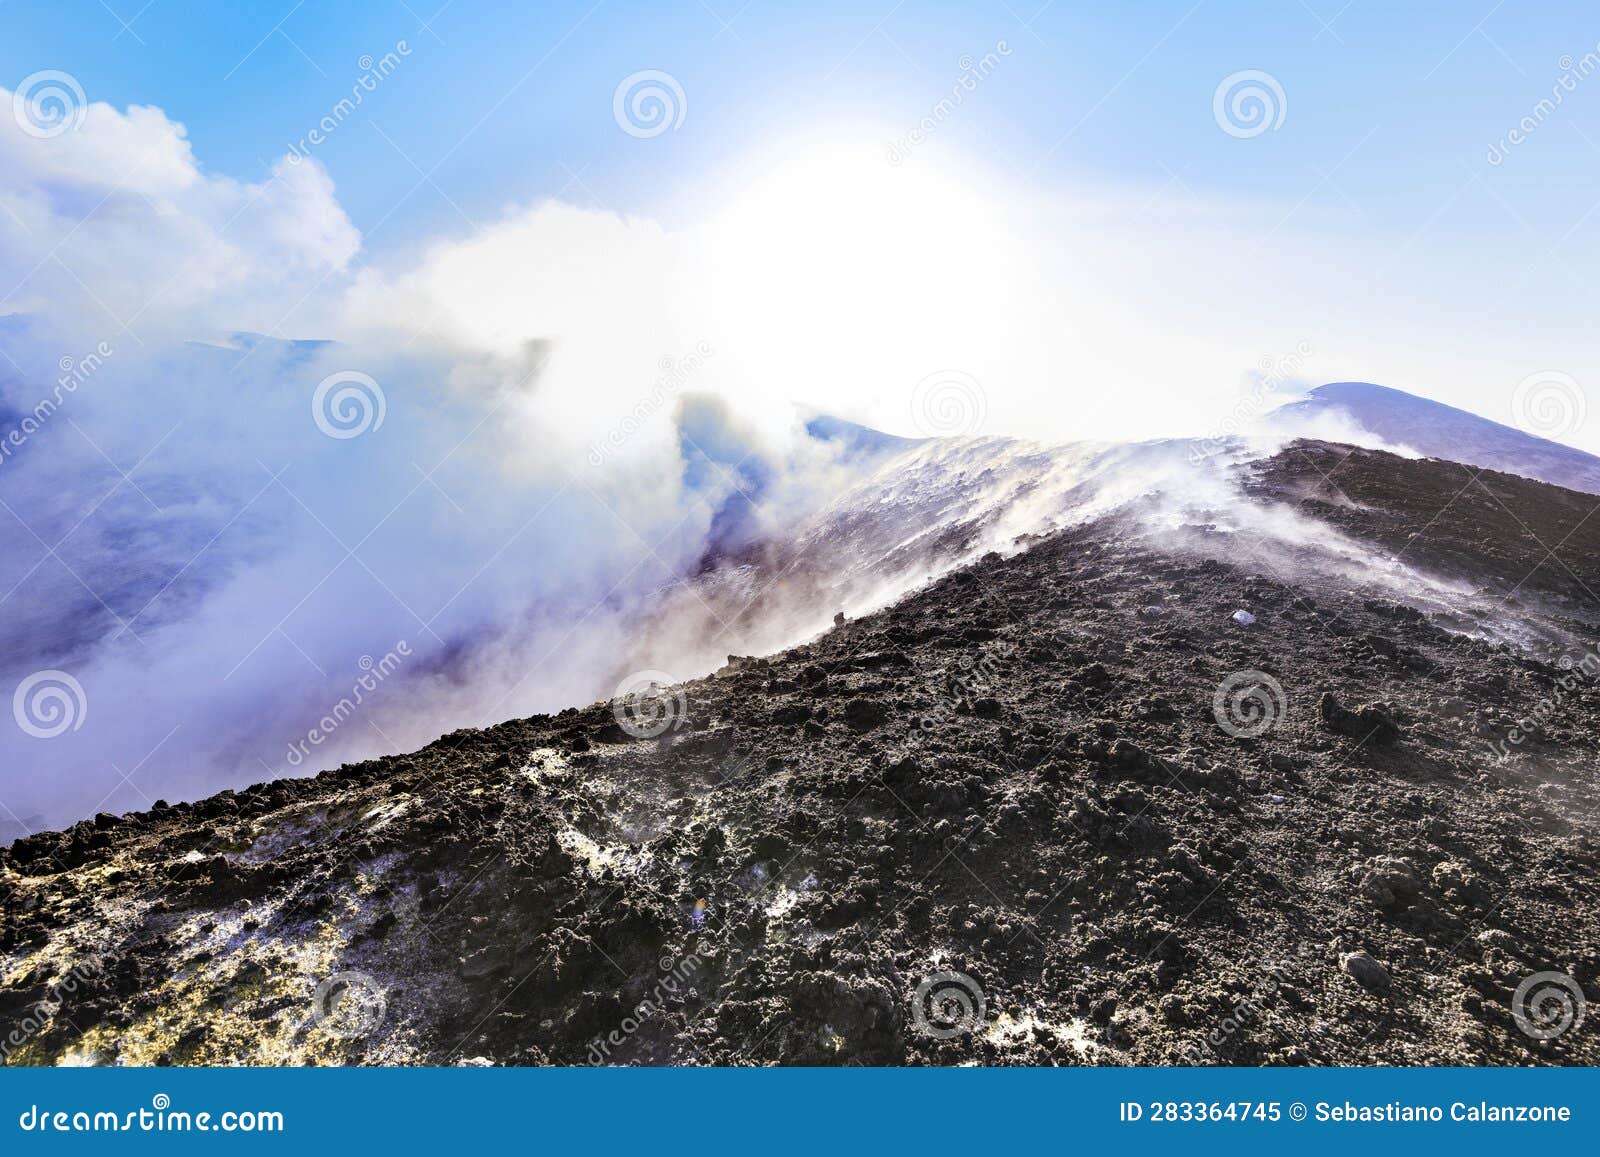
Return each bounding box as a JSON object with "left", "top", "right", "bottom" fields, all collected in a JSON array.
[
  {"left": 1317, "top": 692, "right": 1402, "bottom": 744},
  {"left": 5, "top": 440, "right": 1600, "bottom": 1068},
  {"left": 1340, "top": 951, "right": 1392, "bottom": 993}
]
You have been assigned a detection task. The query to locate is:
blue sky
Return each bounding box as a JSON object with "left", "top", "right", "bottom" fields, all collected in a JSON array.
[
  {"left": 6, "top": 1, "right": 1599, "bottom": 247},
  {"left": 2, "top": 0, "right": 1599, "bottom": 441}
]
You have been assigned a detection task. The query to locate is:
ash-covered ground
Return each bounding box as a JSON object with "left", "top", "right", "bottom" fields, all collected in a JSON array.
[{"left": 3, "top": 440, "right": 1598, "bottom": 1066}]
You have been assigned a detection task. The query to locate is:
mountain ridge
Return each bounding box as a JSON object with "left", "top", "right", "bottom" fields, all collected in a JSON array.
[
  {"left": 5, "top": 438, "right": 1598, "bottom": 1067},
  {"left": 1272, "top": 381, "right": 1600, "bottom": 497}
]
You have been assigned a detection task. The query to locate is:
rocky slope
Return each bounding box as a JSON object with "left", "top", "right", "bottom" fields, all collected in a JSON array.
[{"left": 3, "top": 440, "right": 1598, "bottom": 1066}]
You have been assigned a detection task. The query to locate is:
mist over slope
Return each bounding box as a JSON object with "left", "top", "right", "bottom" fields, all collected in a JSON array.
[
  {"left": 6, "top": 350, "right": 1599, "bottom": 834},
  {"left": 1272, "top": 382, "right": 1600, "bottom": 497},
  {"left": 0, "top": 328, "right": 913, "bottom": 832},
  {"left": 5, "top": 439, "right": 1597, "bottom": 1067}
]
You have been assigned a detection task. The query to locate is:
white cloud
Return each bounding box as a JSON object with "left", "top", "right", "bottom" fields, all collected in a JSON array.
[{"left": 0, "top": 86, "right": 358, "bottom": 343}]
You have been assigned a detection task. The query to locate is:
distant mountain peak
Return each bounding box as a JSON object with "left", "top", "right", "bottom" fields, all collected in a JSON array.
[{"left": 1272, "top": 381, "right": 1600, "bottom": 497}]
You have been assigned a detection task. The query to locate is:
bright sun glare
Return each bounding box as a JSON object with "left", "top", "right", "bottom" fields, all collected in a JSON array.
[{"left": 699, "top": 141, "right": 1033, "bottom": 431}]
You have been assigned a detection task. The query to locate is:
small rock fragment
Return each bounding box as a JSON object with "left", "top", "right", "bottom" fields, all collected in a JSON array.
[
  {"left": 1358, "top": 855, "right": 1421, "bottom": 909},
  {"left": 1317, "top": 692, "right": 1401, "bottom": 744},
  {"left": 1340, "top": 950, "right": 1391, "bottom": 992}
]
